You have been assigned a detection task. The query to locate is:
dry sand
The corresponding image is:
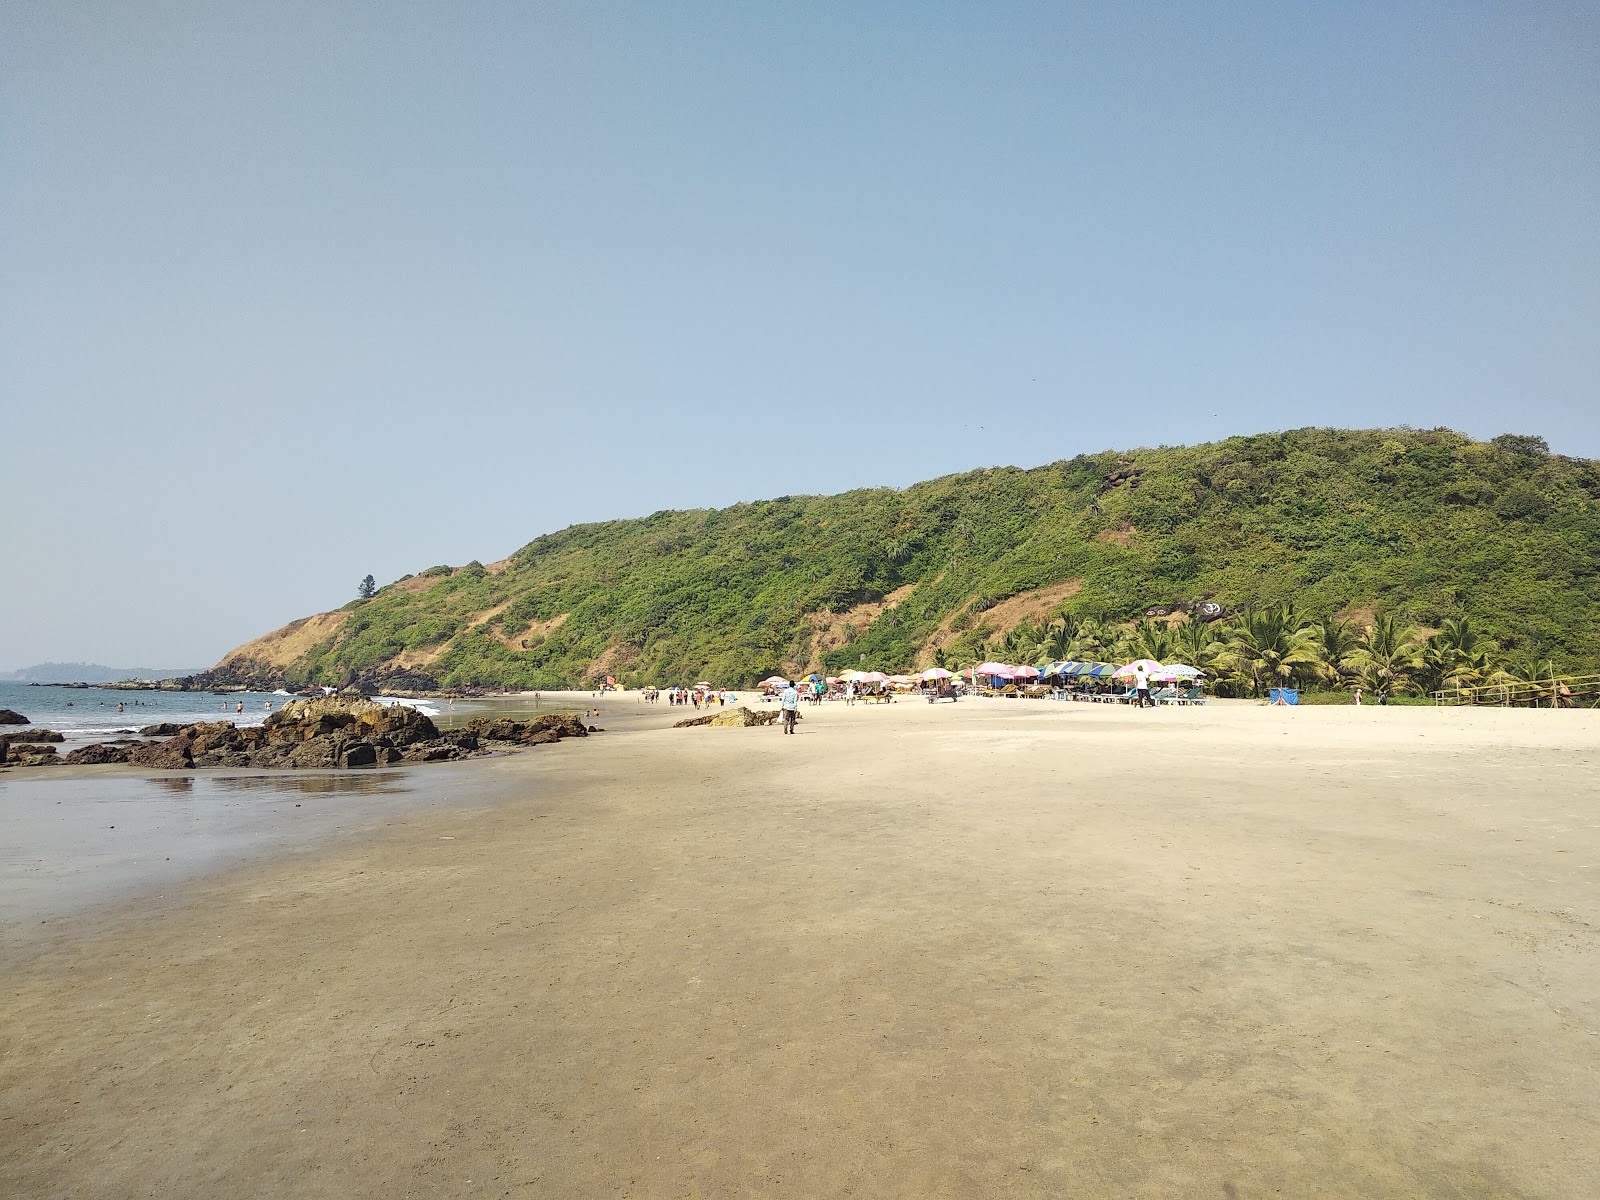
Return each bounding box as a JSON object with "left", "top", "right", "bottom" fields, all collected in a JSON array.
[{"left": 3, "top": 696, "right": 1598, "bottom": 1198}]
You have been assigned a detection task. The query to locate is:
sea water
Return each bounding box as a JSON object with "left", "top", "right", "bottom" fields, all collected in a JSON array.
[
  {"left": 0, "top": 682, "right": 457, "bottom": 939},
  {"left": 0, "top": 681, "right": 441, "bottom": 744},
  {"left": 0, "top": 770, "right": 461, "bottom": 941}
]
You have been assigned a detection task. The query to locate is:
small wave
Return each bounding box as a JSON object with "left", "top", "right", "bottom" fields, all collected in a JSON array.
[
  {"left": 272, "top": 689, "right": 295, "bottom": 697},
  {"left": 372, "top": 695, "right": 442, "bottom": 718}
]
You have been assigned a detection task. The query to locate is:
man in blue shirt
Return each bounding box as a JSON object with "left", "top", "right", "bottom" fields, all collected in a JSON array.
[{"left": 780, "top": 683, "right": 799, "bottom": 734}]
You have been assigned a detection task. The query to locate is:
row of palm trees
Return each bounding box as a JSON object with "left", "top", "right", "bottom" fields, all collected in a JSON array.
[{"left": 980, "top": 606, "right": 1561, "bottom": 699}]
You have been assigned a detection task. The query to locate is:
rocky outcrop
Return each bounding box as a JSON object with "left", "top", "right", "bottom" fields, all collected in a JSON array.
[
  {"left": 3, "top": 728, "right": 64, "bottom": 743},
  {"left": 8, "top": 697, "right": 597, "bottom": 771},
  {"left": 63, "top": 743, "right": 133, "bottom": 766},
  {"left": 675, "top": 706, "right": 783, "bottom": 728},
  {"left": 2, "top": 742, "right": 58, "bottom": 765},
  {"left": 463, "top": 712, "right": 590, "bottom": 743},
  {"left": 0, "top": 709, "right": 29, "bottom": 725}
]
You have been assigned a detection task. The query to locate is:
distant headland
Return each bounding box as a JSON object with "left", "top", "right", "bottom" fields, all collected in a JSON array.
[{"left": 82, "top": 428, "right": 1600, "bottom": 698}]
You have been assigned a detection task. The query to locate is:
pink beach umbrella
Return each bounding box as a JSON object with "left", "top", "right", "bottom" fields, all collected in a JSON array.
[
  {"left": 920, "top": 667, "right": 953, "bottom": 681},
  {"left": 975, "top": 662, "right": 1016, "bottom": 679},
  {"left": 1011, "top": 665, "right": 1041, "bottom": 679},
  {"left": 854, "top": 671, "right": 888, "bottom": 684}
]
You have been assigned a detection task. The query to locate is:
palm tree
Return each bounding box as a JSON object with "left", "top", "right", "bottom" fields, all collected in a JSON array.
[
  {"left": 1129, "top": 620, "right": 1175, "bottom": 665},
  {"left": 1066, "top": 618, "right": 1108, "bottom": 663},
  {"left": 1172, "top": 617, "right": 1223, "bottom": 671},
  {"left": 1212, "top": 605, "right": 1318, "bottom": 696},
  {"left": 1436, "top": 615, "right": 1491, "bottom": 657},
  {"left": 1307, "top": 616, "right": 1358, "bottom": 689},
  {"left": 1413, "top": 638, "right": 1455, "bottom": 698},
  {"left": 1035, "top": 613, "right": 1085, "bottom": 663},
  {"left": 1349, "top": 612, "right": 1422, "bottom": 696},
  {"left": 1504, "top": 657, "right": 1557, "bottom": 706}
]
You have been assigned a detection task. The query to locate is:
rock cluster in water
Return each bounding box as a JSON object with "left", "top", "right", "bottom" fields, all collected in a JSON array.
[{"left": 0, "top": 696, "right": 593, "bottom": 770}]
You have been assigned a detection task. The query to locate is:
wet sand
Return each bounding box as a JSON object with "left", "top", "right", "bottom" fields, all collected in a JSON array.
[{"left": 3, "top": 697, "right": 1598, "bottom": 1197}]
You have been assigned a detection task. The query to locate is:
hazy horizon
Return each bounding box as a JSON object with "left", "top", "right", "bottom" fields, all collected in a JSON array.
[{"left": 4, "top": 2, "right": 1596, "bottom": 667}]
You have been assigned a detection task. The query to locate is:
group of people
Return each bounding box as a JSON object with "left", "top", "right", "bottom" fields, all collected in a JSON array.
[{"left": 647, "top": 687, "right": 736, "bottom": 710}]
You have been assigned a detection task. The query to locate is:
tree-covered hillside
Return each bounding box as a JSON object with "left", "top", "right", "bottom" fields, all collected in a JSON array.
[{"left": 203, "top": 428, "right": 1600, "bottom": 691}]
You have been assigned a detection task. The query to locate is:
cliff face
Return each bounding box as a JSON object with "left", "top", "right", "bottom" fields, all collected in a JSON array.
[{"left": 193, "top": 428, "right": 1600, "bottom": 691}]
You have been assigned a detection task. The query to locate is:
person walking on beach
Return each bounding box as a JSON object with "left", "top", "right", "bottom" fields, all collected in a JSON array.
[
  {"left": 780, "top": 682, "right": 799, "bottom": 734},
  {"left": 1133, "top": 663, "right": 1152, "bottom": 709},
  {"left": 1353, "top": 686, "right": 1362, "bottom": 706}
]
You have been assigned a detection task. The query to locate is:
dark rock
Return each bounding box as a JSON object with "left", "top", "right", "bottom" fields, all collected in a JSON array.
[
  {"left": 63, "top": 744, "right": 132, "bottom": 766},
  {"left": 15, "top": 751, "right": 60, "bottom": 766},
  {"left": 529, "top": 712, "right": 589, "bottom": 739},
  {"left": 464, "top": 712, "right": 589, "bottom": 745},
  {"left": 263, "top": 697, "right": 439, "bottom": 748},
  {"left": 0, "top": 709, "right": 29, "bottom": 725},
  {"left": 5, "top": 728, "right": 65, "bottom": 743},
  {"left": 286, "top": 737, "right": 340, "bottom": 769},
  {"left": 340, "top": 742, "right": 378, "bottom": 768},
  {"left": 139, "top": 723, "right": 186, "bottom": 737},
  {"left": 125, "top": 738, "right": 193, "bottom": 769}
]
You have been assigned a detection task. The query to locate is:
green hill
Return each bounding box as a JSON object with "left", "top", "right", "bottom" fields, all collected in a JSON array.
[{"left": 202, "top": 428, "right": 1600, "bottom": 694}]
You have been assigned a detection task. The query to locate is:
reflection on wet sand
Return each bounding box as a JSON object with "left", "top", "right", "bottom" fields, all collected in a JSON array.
[
  {"left": 207, "top": 773, "right": 412, "bottom": 796},
  {"left": 141, "top": 773, "right": 411, "bottom": 797}
]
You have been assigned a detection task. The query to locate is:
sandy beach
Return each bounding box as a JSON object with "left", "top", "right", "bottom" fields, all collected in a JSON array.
[{"left": 3, "top": 695, "right": 1598, "bottom": 1198}]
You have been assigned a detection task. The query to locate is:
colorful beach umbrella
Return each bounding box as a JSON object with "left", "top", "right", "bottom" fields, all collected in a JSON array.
[
  {"left": 974, "top": 662, "right": 1016, "bottom": 678},
  {"left": 920, "top": 667, "right": 953, "bottom": 680},
  {"left": 1011, "top": 665, "right": 1041, "bottom": 679},
  {"left": 1112, "top": 659, "right": 1163, "bottom": 678}
]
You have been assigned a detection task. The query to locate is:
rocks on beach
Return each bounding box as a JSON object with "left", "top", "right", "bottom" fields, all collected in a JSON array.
[
  {"left": 1, "top": 697, "right": 594, "bottom": 771},
  {"left": 674, "top": 706, "right": 783, "bottom": 728},
  {"left": 0, "top": 708, "right": 30, "bottom": 725}
]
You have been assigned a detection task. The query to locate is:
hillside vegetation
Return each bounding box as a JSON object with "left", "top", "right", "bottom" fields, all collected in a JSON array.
[{"left": 200, "top": 428, "right": 1600, "bottom": 694}]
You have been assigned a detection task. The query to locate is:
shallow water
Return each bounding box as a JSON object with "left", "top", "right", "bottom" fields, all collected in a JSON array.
[
  {"left": 0, "top": 768, "right": 474, "bottom": 941},
  {"left": 0, "top": 680, "right": 441, "bottom": 744}
]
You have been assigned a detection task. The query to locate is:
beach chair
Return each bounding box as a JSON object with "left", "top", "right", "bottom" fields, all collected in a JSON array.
[{"left": 1152, "top": 686, "right": 1179, "bottom": 705}]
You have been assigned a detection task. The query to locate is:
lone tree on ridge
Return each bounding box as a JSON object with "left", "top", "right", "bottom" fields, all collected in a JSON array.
[{"left": 358, "top": 574, "right": 377, "bottom": 600}]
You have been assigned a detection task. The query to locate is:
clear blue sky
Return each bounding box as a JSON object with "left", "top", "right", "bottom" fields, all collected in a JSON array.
[{"left": 3, "top": 2, "right": 1596, "bottom": 669}]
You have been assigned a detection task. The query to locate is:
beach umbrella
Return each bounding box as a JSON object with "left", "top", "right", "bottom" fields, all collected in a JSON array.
[
  {"left": 887, "top": 674, "right": 918, "bottom": 685},
  {"left": 1152, "top": 664, "right": 1204, "bottom": 683},
  {"left": 1112, "top": 659, "right": 1163, "bottom": 678},
  {"left": 1012, "top": 665, "right": 1041, "bottom": 679},
  {"left": 920, "top": 667, "right": 953, "bottom": 680},
  {"left": 803, "top": 673, "right": 823, "bottom": 682},
  {"left": 975, "top": 662, "right": 1016, "bottom": 679},
  {"left": 760, "top": 675, "right": 791, "bottom": 687},
  {"left": 854, "top": 671, "right": 888, "bottom": 683}
]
